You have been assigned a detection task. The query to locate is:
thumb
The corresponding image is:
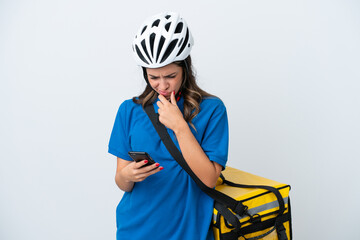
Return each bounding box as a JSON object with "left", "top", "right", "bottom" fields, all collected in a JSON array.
[{"left": 170, "top": 91, "right": 176, "bottom": 105}]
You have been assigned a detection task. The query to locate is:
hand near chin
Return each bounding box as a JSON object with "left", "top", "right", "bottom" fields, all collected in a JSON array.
[{"left": 157, "top": 91, "right": 186, "bottom": 132}]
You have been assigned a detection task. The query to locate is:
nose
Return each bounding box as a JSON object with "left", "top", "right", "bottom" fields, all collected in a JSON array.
[{"left": 158, "top": 78, "right": 169, "bottom": 90}]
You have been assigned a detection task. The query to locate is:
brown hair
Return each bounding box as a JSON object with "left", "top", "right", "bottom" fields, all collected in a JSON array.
[{"left": 132, "top": 55, "right": 214, "bottom": 129}]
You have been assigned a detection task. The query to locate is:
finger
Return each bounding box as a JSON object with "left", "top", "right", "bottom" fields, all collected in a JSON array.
[
  {"left": 158, "top": 94, "right": 168, "bottom": 104},
  {"left": 143, "top": 165, "right": 164, "bottom": 176},
  {"left": 135, "top": 160, "right": 160, "bottom": 171},
  {"left": 134, "top": 165, "right": 164, "bottom": 181},
  {"left": 134, "top": 159, "right": 150, "bottom": 169},
  {"left": 170, "top": 91, "right": 176, "bottom": 105},
  {"left": 141, "top": 162, "right": 160, "bottom": 172},
  {"left": 135, "top": 167, "right": 163, "bottom": 181},
  {"left": 156, "top": 100, "right": 163, "bottom": 109},
  {"left": 158, "top": 115, "right": 164, "bottom": 125}
]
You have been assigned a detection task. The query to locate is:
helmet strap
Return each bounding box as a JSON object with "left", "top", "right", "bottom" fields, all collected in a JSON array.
[{"left": 142, "top": 67, "right": 150, "bottom": 85}]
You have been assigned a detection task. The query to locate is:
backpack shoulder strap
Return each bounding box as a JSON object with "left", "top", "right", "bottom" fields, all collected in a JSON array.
[{"left": 143, "top": 104, "right": 246, "bottom": 215}]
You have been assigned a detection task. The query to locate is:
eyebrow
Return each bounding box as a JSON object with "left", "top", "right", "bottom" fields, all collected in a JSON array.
[{"left": 148, "top": 72, "right": 177, "bottom": 78}]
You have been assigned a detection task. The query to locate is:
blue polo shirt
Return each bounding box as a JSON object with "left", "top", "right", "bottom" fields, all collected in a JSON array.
[{"left": 108, "top": 96, "right": 228, "bottom": 240}]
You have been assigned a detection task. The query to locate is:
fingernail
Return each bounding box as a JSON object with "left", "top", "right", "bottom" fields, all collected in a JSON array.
[
  {"left": 155, "top": 163, "right": 160, "bottom": 167},
  {"left": 159, "top": 167, "right": 164, "bottom": 170},
  {"left": 173, "top": 91, "right": 175, "bottom": 95},
  {"left": 144, "top": 160, "right": 148, "bottom": 164}
]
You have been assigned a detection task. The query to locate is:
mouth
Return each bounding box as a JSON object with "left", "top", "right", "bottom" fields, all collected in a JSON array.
[{"left": 158, "top": 90, "right": 170, "bottom": 97}]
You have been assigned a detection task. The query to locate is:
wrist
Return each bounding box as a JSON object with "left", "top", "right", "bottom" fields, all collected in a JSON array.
[
  {"left": 173, "top": 119, "right": 189, "bottom": 135},
  {"left": 118, "top": 168, "right": 132, "bottom": 183}
]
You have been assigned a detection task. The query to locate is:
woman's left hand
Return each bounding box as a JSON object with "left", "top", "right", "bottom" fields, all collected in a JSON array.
[{"left": 157, "top": 91, "right": 186, "bottom": 132}]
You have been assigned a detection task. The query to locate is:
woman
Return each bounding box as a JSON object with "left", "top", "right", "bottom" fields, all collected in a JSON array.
[{"left": 108, "top": 12, "right": 229, "bottom": 240}]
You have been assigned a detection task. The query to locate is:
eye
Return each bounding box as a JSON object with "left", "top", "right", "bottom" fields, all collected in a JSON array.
[
  {"left": 166, "top": 75, "right": 176, "bottom": 79},
  {"left": 149, "top": 76, "right": 159, "bottom": 80}
]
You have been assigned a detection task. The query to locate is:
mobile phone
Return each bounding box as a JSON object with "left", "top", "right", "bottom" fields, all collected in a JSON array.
[{"left": 128, "top": 151, "right": 156, "bottom": 168}]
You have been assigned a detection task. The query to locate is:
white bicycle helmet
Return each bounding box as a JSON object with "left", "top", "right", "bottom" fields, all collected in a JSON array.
[{"left": 132, "top": 12, "right": 194, "bottom": 68}]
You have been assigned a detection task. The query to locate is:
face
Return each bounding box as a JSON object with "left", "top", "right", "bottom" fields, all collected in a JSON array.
[{"left": 146, "top": 63, "right": 183, "bottom": 100}]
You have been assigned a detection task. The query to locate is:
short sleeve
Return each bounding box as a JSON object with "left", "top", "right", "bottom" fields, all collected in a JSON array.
[
  {"left": 201, "top": 100, "right": 229, "bottom": 169},
  {"left": 108, "top": 101, "right": 133, "bottom": 161}
]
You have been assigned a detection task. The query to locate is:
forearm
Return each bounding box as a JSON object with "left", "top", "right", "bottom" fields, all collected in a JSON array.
[
  {"left": 115, "top": 170, "right": 134, "bottom": 192},
  {"left": 174, "top": 121, "right": 221, "bottom": 188}
]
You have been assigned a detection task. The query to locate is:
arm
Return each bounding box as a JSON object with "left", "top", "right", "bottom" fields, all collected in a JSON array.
[
  {"left": 109, "top": 101, "right": 164, "bottom": 192},
  {"left": 115, "top": 158, "right": 134, "bottom": 192},
  {"left": 115, "top": 157, "right": 163, "bottom": 192},
  {"left": 157, "top": 93, "right": 223, "bottom": 188},
  {"left": 174, "top": 123, "right": 223, "bottom": 188}
]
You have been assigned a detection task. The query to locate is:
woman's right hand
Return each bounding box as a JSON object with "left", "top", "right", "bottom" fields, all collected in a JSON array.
[
  {"left": 115, "top": 157, "right": 163, "bottom": 192},
  {"left": 121, "top": 159, "right": 163, "bottom": 182}
]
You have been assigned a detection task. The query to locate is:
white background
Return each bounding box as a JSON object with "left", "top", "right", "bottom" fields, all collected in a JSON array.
[{"left": 1, "top": 0, "right": 359, "bottom": 239}]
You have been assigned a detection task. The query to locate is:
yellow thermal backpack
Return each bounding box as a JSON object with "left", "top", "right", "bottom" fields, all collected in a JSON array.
[
  {"left": 145, "top": 105, "right": 292, "bottom": 240},
  {"left": 213, "top": 167, "right": 292, "bottom": 240}
]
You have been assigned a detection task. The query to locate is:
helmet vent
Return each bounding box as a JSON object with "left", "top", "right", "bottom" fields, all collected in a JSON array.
[
  {"left": 150, "top": 33, "right": 156, "bottom": 57},
  {"left": 141, "top": 40, "right": 152, "bottom": 63},
  {"left": 156, "top": 36, "right": 166, "bottom": 62},
  {"left": 178, "top": 38, "right": 183, "bottom": 47},
  {"left": 165, "top": 22, "right": 171, "bottom": 31},
  {"left": 165, "top": 15, "right": 171, "bottom": 19},
  {"left": 152, "top": 19, "right": 160, "bottom": 27},
  {"left": 135, "top": 45, "right": 149, "bottom": 65},
  {"left": 177, "top": 28, "right": 189, "bottom": 57},
  {"left": 175, "top": 22, "right": 183, "bottom": 33},
  {"left": 160, "top": 39, "right": 178, "bottom": 64},
  {"left": 141, "top": 26, "right": 147, "bottom": 35}
]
